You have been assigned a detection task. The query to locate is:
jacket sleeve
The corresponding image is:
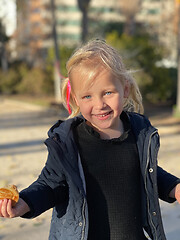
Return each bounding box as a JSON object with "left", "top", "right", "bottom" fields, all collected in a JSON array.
[
  {"left": 157, "top": 166, "right": 180, "bottom": 203},
  {"left": 19, "top": 152, "right": 68, "bottom": 218}
]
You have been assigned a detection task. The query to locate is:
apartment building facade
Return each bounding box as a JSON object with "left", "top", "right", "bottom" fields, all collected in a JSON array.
[{"left": 14, "top": 0, "right": 177, "bottom": 66}]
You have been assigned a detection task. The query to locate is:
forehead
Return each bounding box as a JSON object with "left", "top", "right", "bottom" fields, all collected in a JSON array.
[
  {"left": 70, "top": 60, "right": 114, "bottom": 89},
  {"left": 70, "top": 65, "right": 112, "bottom": 90},
  {"left": 71, "top": 66, "right": 123, "bottom": 97}
]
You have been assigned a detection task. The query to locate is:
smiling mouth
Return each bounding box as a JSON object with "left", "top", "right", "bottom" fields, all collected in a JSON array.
[{"left": 94, "top": 111, "right": 113, "bottom": 117}]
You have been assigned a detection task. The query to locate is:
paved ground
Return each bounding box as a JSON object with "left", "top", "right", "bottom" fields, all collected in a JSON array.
[{"left": 0, "top": 98, "right": 180, "bottom": 240}]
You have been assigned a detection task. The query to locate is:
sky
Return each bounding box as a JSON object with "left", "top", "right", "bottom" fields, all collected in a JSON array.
[{"left": 0, "top": 0, "right": 16, "bottom": 36}]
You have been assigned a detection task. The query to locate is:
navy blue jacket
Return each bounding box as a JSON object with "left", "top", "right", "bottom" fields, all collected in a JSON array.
[{"left": 20, "top": 112, "right": 180, "bottom": 240}]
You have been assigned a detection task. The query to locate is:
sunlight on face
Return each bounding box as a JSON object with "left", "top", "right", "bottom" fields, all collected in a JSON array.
[{"left": 70, "top": 63, "right": 130, "bottom": 139}]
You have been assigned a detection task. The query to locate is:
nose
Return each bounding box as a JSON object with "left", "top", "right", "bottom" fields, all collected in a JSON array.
[{"left": 95, "top": 97, "right": 106, "bottom": 109}]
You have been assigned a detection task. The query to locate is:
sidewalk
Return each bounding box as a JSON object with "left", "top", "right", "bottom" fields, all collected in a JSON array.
[
  {"left": 0, "top": 98, "right": 180, "bottom": 240},
  {"left": 0, "top": 98, "right": 61, "bottom": 240}
]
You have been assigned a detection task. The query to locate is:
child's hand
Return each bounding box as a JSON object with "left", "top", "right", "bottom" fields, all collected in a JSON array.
[
  {"left": 174, "top": 183, "right": 180, "bottom": 204},
  {"left": 0, "top": 198, "right": 30, "bottom": 218},
  {"left": 169, "top": 183, "right": 180, "bottom": 203}
]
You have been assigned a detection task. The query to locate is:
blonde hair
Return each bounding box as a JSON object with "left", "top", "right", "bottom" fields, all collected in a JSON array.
[{"left": 62, "top": 39, "right": 143, "bottom": 118}]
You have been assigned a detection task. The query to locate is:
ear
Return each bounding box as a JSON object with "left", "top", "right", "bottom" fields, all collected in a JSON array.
[{"left": 124, "top": 81, "right": 130, "bottom": 98}]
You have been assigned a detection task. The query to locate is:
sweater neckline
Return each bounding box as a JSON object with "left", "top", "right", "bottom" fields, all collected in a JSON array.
[{"left": 77, "top": 112, "right": 131, "bottom": 143}]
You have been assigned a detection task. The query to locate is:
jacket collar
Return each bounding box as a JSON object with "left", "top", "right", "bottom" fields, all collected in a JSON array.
[
  {"left": 48, "top": 115, "right": 85, "bottom": 142},
  {"left": 48, "top": 111, "right": 157, "bottom": 143}
]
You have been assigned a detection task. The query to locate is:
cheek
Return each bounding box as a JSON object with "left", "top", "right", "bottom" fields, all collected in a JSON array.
[
  {"left": 112, "top": 97, "right": 124, "bottom": 114},
  {"left": 78, "top": 102, "right": 91, "bottom": 115},
  {"left": 113, "top": 95, "right": 123, "bottom": 108}
]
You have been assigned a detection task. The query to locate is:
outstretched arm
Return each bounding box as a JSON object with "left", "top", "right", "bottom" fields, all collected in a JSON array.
[
  {"left": 169, "top": 183, "right": 180, "bottom": 203},
  {"left": 157, "top": 166, "right": 180, "bottom": 202}
]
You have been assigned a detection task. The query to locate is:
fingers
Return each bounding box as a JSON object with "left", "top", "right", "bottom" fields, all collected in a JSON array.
[
  {"left": 0, "top": 198, "right": 30, "bottom": 219},
  {"left": 7, "top": 199, "right": 16, "bottom": 218},
  {"left": 0, "top": 199, "right": 15, "bottom": 218},
  {"left": 0, "top": 199, "right": 9, "bottom": 217},
  {"left": 0, "top": 199, "right": 3, "bottom": 217},
  {"left": 174, "top": 183, "right": 180, "bottom": 204},
  {"left": 176, "top": 193, "right": 180, "bottom": 204}
]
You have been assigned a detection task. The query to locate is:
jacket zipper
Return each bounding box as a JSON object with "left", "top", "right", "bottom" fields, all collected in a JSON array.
[
  {"left": 81, "top": 198, "right": 86, "bottom": 240},
  {"left": 145, "top": 130, "right": 158, "bottom": 240}
]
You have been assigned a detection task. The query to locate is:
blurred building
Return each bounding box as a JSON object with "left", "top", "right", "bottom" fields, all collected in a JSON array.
[
  {"left": 12, "top": 0, "right": 177, "bottom": 66},
  {"left": 138, "top": 0, "right": 177, "bottom": 66},
  {"left": 14, "top": 0, "right": 52, "bottom": 65}
]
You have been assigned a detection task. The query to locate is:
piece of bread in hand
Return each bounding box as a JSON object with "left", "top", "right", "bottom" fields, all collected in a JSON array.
[{"left": 0, "top": 185, "right": 19, "bottom": 206}]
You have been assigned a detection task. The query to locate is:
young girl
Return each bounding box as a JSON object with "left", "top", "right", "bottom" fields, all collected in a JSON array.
[{"left": 0, "top": 39, "right": 180, "bottom": 240}]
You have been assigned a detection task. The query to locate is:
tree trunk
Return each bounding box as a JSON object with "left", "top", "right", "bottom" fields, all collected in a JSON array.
[
  {"left": 124, "top": 15, "right": 136, "bottom": 36},
  {"left": 50, "top": 0, "right": 61, "bottom": 102},
  {"left": 77, "top": 0, "right": 91, "bottom": 43},
  {"left": 177, "top": 3, "right": 180, "bottom": 111},
  {"left": 1, "top": 44, "right": 8, "bottom": 72},
  {"left": 82, "top": 9, "right": 88, "bottom": 42}
]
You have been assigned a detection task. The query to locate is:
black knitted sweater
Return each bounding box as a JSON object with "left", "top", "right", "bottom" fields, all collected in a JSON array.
[{"left": 74, "top": 113, "right": 147, "bottom": 240}]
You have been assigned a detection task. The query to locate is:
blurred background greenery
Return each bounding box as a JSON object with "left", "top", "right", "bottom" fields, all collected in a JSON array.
[{"left": 0, "top": 0, "right": 179, "bottom": 109}]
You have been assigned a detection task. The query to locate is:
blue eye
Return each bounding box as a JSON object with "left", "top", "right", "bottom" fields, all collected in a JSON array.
[
  {"left": 105, "top": 92, "right": 112, "bottom": 95},
  {"left": 83, "top": 95, "right": 91, "bottom": 99}
]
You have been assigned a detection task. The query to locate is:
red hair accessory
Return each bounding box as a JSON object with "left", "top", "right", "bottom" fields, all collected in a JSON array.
[{"left": 66, "top": 79, "right": 72, "bottom": 114}]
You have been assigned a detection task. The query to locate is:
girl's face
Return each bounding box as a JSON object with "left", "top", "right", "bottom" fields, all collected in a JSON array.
[{"left": 71, "top": 66, "right": 130, "bottom": 138}]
